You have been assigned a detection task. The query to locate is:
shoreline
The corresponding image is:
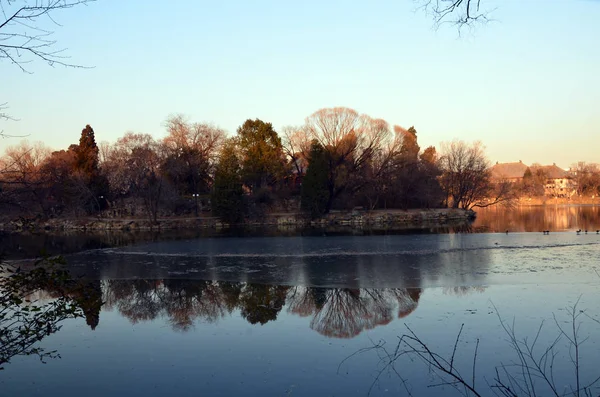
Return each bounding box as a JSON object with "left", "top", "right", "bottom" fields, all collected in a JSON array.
[
  {"left": 0, "top": 208, "right": 475, "bottom": 233},
  {"left": 514, "top": 197, "right": 599, "bottom": 206}
]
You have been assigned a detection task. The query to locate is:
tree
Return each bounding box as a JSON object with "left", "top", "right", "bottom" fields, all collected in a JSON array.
[
  {"left": 389, "top": 126, "right": 423, "bottom": 209},
  {"left": 71, "top": 124, "right": 108, "bottom": 213},
  {"left": 39, "top": 148, "right": 78, "bottom": 214},
  {"left": 301, "top": 140, "right": 330, "bottom": 218},
  {"left": 418, "top": 146, "right": 445, "bottom": 208},
  {"left": 302, "top": 107, "right": 392, "bottom": 212},
  {"left": 519, "top": 166, "right": 545, "bottom": 197},
  {"left": 161, "top": 149, "right": 210, "bottom": 199},
  {"left": 129, "top": 145, "right": 167, "bottom": 224},
  {"left": 438, "top": 140, "right": 512, "bottom": 209},
  {"left": 236, "top": 118, "right": 285, "bottom": 191},
  {"left": 571, "top": 162, "right": 600, "bottom": 196},
  {"left": 281, "top": 125, "right": 311, "bottom": 176},
  {"left": 211, "top": 139, "right": 244, "bottom": 223},
  {"left": 368, "top": 129, "right": 443, "bottom": 210},
  {"left": 397, "top": 126, "right": 420, "bottom": 162},
  {"left": 162, "top": 115, "right": 225, "bottom": 198},
  {"left": 0, "top": 140, "right": 51, "bottom": 215},
  {"left": 74, "top": 124, "right": 99, "bottom": 178},
  {"left": 101, "top": 132, "right": 168, "bottom": 222},
  {"left": 420, "top": 146, "right": 437, "bottom": 165},
  {"left": 100, "top": 132, "right": 157, "bottom": 199}
]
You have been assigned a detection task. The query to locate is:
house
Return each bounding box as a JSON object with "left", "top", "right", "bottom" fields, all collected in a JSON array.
[
  {"left": 490, "top": 160, "right": 529, "bottom": 182},
  {"left": 529, "top": 163, "right": 574, "bottom": 198},
  {"left": 490, "top": 161, "right": 575, "bottom": 198}
]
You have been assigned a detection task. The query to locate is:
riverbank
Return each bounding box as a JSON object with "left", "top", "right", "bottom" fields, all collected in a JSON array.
[
  {"left": 516, "top": 196, "right": 599, "bottom": 206},
  {"left": 0, "top": 208, "right": 475, "bottom": 233}
]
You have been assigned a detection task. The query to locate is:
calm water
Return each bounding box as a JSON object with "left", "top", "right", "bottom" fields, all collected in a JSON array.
[
  {"left": 2, "top": 206, "right": 600, "bottom": 397},
  {"left": 472, "top": 204, "right": 600, "bottom": 232}
]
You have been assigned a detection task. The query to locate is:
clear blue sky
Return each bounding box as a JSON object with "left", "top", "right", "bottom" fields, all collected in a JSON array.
[{"left": 1, "top": 0, "right": 599, "bottom": 168}]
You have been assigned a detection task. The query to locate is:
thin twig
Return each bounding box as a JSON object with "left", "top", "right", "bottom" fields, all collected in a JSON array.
[
  {"left": 451, "top": 323, "right": 465, "bottom": 372},
  {"left": 472, "top": 338, "right": 479, "bottom": 390}
]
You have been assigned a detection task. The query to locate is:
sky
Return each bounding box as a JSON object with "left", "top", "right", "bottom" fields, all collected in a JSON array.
[{"left": 1, "top": 0, "right": 599, "bottom": 169}]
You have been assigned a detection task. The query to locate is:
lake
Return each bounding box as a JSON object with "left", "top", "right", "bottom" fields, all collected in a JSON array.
[{"left": 1, "top": 206, "right": 600, "bottom": 397}]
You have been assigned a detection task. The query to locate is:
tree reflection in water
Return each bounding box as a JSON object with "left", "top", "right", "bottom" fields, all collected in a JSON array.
[
  {"left": 103, "top": 279, "right": 236, "bottom": 331},
  {"left": 1, "top": 260, "right": 103, "bottom": 369},
  {"left": 473, "top": 205, "right": 600, "bottom": 232},
  {"left": 23, "top": 276, "right": 487, "bottom": 340},
  {"left": 97, "top": 280, "right": 487, "bottom": 338},
  {"left": 239, "top": 284, "right": 289, "bottom": 325}
]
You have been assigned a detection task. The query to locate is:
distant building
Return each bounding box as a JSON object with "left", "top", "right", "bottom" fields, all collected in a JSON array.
[
  {"left": 490, "top": 160, "right": 528, "bottom": 182},
  {"left": 490, "top": 161, "right": 575, "bottom": 198},
  {"left": 529, "top": 163, "right": 573, "bottom": 198}
]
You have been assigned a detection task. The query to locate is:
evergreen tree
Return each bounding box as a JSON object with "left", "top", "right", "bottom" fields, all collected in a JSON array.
[
  {"left": 301, "top": 140, "right": 330, "bottom": 218},
  {"left": 399, "top": 126, "right": 420, "bottom": 162},
  {"left": 211, "top": 141, "right": 244, "bottom": 223},
  {"left": 75, "top": 124, "right": 99, "bottom": 178},
  {"left": 74, "top": 124, "right": 108, "bottom": 212},
  {"left": 237, "top": 119, "right": 285, "bottom": 190}
]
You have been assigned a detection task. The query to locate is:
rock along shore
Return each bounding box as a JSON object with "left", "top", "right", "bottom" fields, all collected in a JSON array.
[{"left": 1, "top": 208, "right": 476, "bottom": 233}]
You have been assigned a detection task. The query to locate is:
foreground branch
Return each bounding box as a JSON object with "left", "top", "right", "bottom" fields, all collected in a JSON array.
[
  {"left": 0, "top": 0, "right": 95, "bottom": 72},
  {"left": 417, "top": 0, "right": 494, "bottom": 29},
  {"left": 345, "top": 298, "right": 600, "bottom": 397}
]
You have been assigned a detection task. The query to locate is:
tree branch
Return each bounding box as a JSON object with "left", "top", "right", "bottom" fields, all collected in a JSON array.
[{"left": 0, "top": 0, "right": 95, "bottom": 72}]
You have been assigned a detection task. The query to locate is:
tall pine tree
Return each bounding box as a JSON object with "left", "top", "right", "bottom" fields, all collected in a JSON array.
[
  {"left": 73, "top": 124, "right": 108, "bottom": 212},
  {"left": 75, "top": 124, "right": 100, "bottom": 178},
  {"left": 301, "top": 140, "right": 330, "bottom": 218}
]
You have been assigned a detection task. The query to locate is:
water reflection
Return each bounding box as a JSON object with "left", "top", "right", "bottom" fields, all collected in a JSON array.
[
  {"left": 473, "top": 205, "right": 600, "bottom": 232},
  {"left": 56, "top": 234, "right": 497, "bottom": 291},
  {"left": 287, "top": 287, "right": 422, "bottom": 338},
  {"left": 11, "top": 233, "right": 498, "bottom": 342},
  {"left": 71, "top": 279, "right": 480, "bottom": 338},
  {"left": 1, "top": 265, "right": 102, "bottom": 369}
]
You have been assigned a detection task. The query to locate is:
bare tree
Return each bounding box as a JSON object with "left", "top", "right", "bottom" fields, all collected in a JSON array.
[
  {"left": 281, "top": 125, "right": 311, "bottom": 176},
  {"left": 0, "top": 140, "right": 51, "bottom": 215},
  {"left": 417, "top": 0, "right": 494, "bottom": 28},
  {"left": 99, "top": 132, "right": 169, "bottom": 222},
  {"left": 570, "top": 162, "right": 600, "bottom": 197},
  {"left": 161, "top": 115, "right": 226, "bottom": 212},
  {"left": 345, "top": 300, "right": 600, "bottom": 397},
  {"left": 438, "top": 140, "right": 512, "bottom": 209},
  {"left": 101, "top": 132, "right": 158, "bottom": 198},
  {"left": 98, "top": 140, "right": 111, "bottom": 164},
  {"left": 163, "top": 114, "right": 225, "bottom": 165},
  {"left": 358, "top": 126, "right": 405, "bottom": 210},
  {"left": 302, "top": 107, "right": 393, "bottom": 211}
]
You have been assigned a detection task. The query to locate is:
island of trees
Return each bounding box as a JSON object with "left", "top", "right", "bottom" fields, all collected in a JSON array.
[{"left": 0, "top": 107, "right": 522, "bottom": 225}]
